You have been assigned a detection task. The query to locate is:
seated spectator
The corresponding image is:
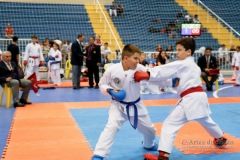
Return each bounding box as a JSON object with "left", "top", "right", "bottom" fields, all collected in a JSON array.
[
  {"left": 0, "top": 51, "right": 32, "bottom": 107},
  {"left": 94, "top": 35, "right": 103, "bottom": 46},
  {"left": 197, "top": 47, "right": 219, "bottom": 91},
  {"left": 5, "top": 23, "right": 14, "bottom": 39},
  {"left": 109, "top": 2, "right": 117, "bottom": 17},
  {"left": 139, "top": 52, "right": 149, "bottom": 66},
  {"left": 101, "top": 42, "right": 111, "bottom": 64},
  {"left": 117, "top": 2, "right": 124, "bottom": 16},
  {"left": 156, "top": 50, "right": 168, "bottom": 66},
  {"left": 193, "top": 14, "right": 200, "bottom": 23}
]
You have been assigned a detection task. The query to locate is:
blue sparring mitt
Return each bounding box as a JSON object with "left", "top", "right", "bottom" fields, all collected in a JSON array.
[
  {"left": 172, "top": 78, "right": 180, "bottom": 87},
  {"left": 49, "top": 56, "right": 56, "bottom": 61},
  {"left": 108, "top": 89, "right": 126, "bottom": 101}
]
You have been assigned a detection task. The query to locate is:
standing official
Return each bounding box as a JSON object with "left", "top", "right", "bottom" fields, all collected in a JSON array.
[
  {"left": 71, "top": 34, "right": 85, "bottom": 89},
  {"left": 85, "top": 36, "right": 101, "bottom": 88},
  {"left": 7, "top": 36, "right": 20, "bottom": 65},
  {"left": 23, "top": 35, "right": 44, "bottom": 81}
]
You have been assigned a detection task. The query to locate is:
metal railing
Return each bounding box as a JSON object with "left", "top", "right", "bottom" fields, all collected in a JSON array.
[
  {"left": 95, "top": 0, "right": 122, "bottom": 52},
  {"left": 111, "top": 50, "right": 235, "bottom": 71}
]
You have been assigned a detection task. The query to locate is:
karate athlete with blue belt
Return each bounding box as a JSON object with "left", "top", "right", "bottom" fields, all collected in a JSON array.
[{"left": 91, "top": 44, "right": 158, "bottom": 160}]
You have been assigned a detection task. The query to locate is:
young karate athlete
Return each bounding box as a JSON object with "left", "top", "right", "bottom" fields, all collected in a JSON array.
[
  {"left": 91, "top": 44, "right": 157, "bottom": 160},
  {"left": 134, "top": 37, "right": 227, "bottom": 160},
  {"left": 48, "top": 42, "right": 62, "bottom": 86}
]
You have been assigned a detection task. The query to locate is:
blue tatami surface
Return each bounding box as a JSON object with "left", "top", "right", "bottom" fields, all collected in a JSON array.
[
  {"left": 0, "top": 107, "right": 15, "bottom": 156},
  {"left": 70, "top": 104, "right": 240, "bottom": 160}
]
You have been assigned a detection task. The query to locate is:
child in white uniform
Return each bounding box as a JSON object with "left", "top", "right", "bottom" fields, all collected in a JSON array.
[
  {"left": 231, "top": 46, "right": 240, "bottom": 81},
  {"left": 134, "top": 38, "right": 227, "bottom": 160},
  {"left": 48, "top": 42, "right": 62, "bottom": 86},
  {"left": 234, "top": 47, "right": 240, "bottom": 86},
  {"left": 91, "top": 44, "right": 157, "bottom": 160}
]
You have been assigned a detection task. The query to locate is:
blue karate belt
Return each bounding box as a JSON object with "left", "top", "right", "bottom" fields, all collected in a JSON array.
[
  {"left": 113, "top": 97, "right": 141, "bottom": 129},
  {"left": 50, "top": 61, "right": 61, "bottom": 65}
]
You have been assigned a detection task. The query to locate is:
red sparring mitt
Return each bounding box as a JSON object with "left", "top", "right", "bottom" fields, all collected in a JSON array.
[
  {"left": 236, "top": 66, "right": 239, "bottom": 70},
  {"left": 39, "top": 61, "right": 43, "bottom": 66},
  {"left": 232, "top": 65, "right": 235, "bottom": 68},
  {"left": 23, "top": 60, "right": 28, "bottom": 66},
  {"left": 55, "top": 55, "right": 59, "bottom": 58},
  {"left": 134, "top": 71, "right": 150, "bottom": 82}
]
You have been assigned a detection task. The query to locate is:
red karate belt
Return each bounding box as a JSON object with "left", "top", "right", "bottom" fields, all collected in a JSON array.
[{"left": 180, "top": 86, "right": 204, "bottom": 98}]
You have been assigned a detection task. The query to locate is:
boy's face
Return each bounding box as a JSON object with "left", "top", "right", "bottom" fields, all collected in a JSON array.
[
  {"left": 124, "top": 52, "right": 140, "bottom": 70},
  {"left": 176, "top": 44, "right": 191, "bottom": 60}
]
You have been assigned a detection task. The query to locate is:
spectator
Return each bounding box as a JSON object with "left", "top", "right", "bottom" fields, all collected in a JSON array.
[
  {"left": 184, "top": 15, "right": 192, "bottom": 23},
  {"left": 117, "top": 2, "right": 124, "bottom": 16},
  {"left": 229, "top": 45, "right": 236, "bottom": 62},
  {"left": 7, "top": 36, "right": 20, "bottom": 66},
  {"left": 155, "top": 44, "right": 163, "bottom": 52},
  {"left": 61, "top": 40, "right": 69, "bottom": 67},
  {"left": 139, "top": 52, "right": 149, "bottom": 66},
  {"left": 85, "top": 36, "right": 101, "bottom": 89},
  {"left": 218, "top": 44, "right": 229, "bottom": 64},
  {"left": 94, "top": 35, "right": 103, "bottom": 46},
  {"left": 156, "top": 50, "right": 168, "bottom": 66},
  {"left": 197, "top": 47, "right": 219, "bottom": 91},
  {"left": 101, "top": 42, "right": 111, "bottom": 64},
  {"left": 71, "top": 34, "right": 85, "bottom": 89},
  {"left": 166, "top": 45, "right": 174, "bottom": 59},
  {"left": 109, "top": 2, "right": 117, "bottom": 17},
  {"left": 193, "top": 14, "right": 200, "bottom": 23},
  {"left": 0, "top": 51, "right": 32, "bottom": 107},
  {"left": 4, "top": 23, "right": 14, "bottom": 39},
  {"left": 42, "top": 38, "right": 50, "bottom": 60}
]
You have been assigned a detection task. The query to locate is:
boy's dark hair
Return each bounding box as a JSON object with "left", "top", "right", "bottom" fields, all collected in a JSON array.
[
  {"left": 122, "top": 44, "right": 141, "bottom": 59},
  {"left": 78, "top": 34, "right": 84, "bottom": 38},
  {"left": 176, "top": 37, "right": 196, "bottom": 55},
  {"left": 31, "top": 35, "right": 37, "bottom": 39},
  {"left": 12, "top": 36, "right": 18, "bottom": 42}
]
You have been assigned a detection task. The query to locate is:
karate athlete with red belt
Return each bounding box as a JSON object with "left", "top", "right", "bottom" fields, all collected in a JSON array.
[
  {"left": 23, "top": 35, "right": 44, "bottom": 81},
  {"left": 134, "top": 37, "right": 227, "bottom": 160}
]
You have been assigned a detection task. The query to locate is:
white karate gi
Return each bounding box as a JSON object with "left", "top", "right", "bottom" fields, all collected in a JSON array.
[
  {"left": 94, "top": 63, "right": 156, "bottom": 158},
  {"left": 24, "top": 42, "right": 44, "bottom": 81},
  {"left": 48, "top": 48, "right": 62, "bottom": 86},
  {"left": 235, "top": 53, "right": 240, "bottom": 85},
  {"left": 148, "top": 57, "right": 224, "bottom": 153},
  {"left": 232, "top": 51, "right": 239, "bottom": 79}
]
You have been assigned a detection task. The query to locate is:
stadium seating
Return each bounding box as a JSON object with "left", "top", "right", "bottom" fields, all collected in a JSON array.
[
  {"left": 106, "top": 0, "right": 220, "bottom": 51},
  {"left": 0, "top": 2, "right": 95, "bottom": 42},
  {"left": 197, "top": 0, "right": 240, "bottom": 35}
]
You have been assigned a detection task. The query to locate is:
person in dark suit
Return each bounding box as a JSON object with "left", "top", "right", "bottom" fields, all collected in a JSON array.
[
  {"left": 71, "top": 34, "right": 85, "bottom": 89},
  {"left": 197, "top": 47, "right": 219, "bottom": 91},
  {"left": 0, "top": 51, "right": 32, "bottom": 107},
  {"left": 85, "top": 36, "right": 101, "bottom": 88}
]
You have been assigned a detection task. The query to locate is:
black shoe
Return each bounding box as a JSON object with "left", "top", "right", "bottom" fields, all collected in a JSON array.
[
  {"left": 94, "top": 86, "right": 99, "bottom": 89},
  {"left": 206, "top": 87, "right": 213, "bottom": 91},
  {"left": 88, "top": 86, "right": 93, "bottom": 88},
  {"left": 20, "top": 99, "right": 32, "bottom": 104},
  {"left": 73, "top": 87, "right": 80, "bottom": 90},
  {"left": 14, "top": 102, "right": 25, "bottom": 108}
]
